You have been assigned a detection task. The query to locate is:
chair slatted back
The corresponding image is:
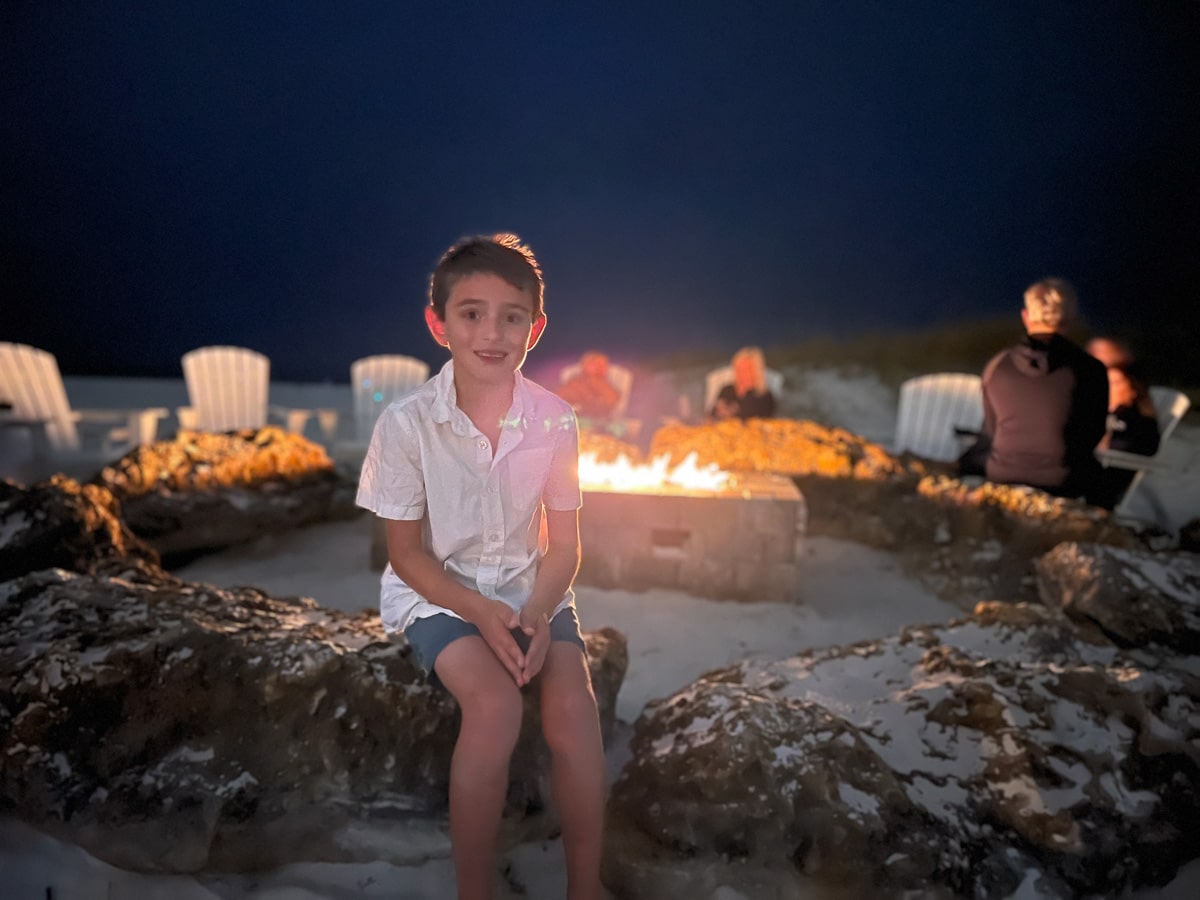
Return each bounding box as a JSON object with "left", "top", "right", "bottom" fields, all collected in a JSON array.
[
  {"left": 351, "top": 355, "right": 430, "bottom": 442},
  {"left": 895, "top": 373, "right": 984, "bottom": 462},
  {"left": 703, "top": 365, "right": 784, "bottom": 415},
  {"left": 0, "top": 342, "right": 79, "bottom": 451},
  {"left": 558, "top": 361, "right": 635, "bottom": 419},
  {"left": 182, "top": 346, "right": 269, "bottom": 431}
]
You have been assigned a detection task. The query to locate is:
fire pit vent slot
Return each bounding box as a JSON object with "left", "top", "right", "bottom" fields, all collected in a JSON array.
[{"left": 650, "top": 527, "right": 691, "bottom": 560}]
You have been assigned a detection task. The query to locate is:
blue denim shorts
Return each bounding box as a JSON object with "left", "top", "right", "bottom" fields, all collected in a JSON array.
[{"left": 405, "top": 606, "right": 585, "bottom": 689}]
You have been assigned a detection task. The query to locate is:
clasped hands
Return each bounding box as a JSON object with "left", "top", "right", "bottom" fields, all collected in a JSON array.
[{"left": 474, "top": 598, "right": 550, "bottom": 686}]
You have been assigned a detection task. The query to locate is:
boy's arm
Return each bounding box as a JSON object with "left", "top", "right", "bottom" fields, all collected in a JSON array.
[
  {"left": 518, "top": 507, "right": 582, "bottom": 631},
  {"left": 385, "top": 518, "right": 526, "bottom": 681}
]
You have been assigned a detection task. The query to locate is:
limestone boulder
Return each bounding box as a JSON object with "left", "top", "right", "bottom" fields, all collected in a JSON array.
[
  {"left": 1036, "top": 542, "right": 1200, "bottom": 653},
  {"left": 94, "top": 427, "right": 361, "bottom": 562},
  {"left": 0, "top": 475, "right": 159, "bottom": 582},
  {"left": 603, "top": 602, "right": 1200, "bottom": 898},
  {"left": 649, "top": 418, "right": 921, "bottom": 482},
  {"left": 0, "top": 567, "right": 627, "bottom": 873}
]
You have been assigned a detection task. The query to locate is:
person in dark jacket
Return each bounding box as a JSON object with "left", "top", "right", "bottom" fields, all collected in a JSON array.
[
  {"left": 1092, "top": 363, "right": 1160, "bottom": 509},
  {"left": 977, "top": 278, "right": 1109, "bottom": 504}
]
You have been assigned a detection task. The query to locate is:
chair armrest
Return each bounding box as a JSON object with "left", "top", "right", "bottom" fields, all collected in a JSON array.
[
  {"left": 315, "top": 408, "right": 339, "bottom": 441},
  {"left": 77, "top": 407, "right": 169, "bottom": 444},
  {"left": 269, "top": 405, "right": 314, "bottom": 434},
  {"left": 1097, "top": 449, "right": 1176, "bottom": 475}
]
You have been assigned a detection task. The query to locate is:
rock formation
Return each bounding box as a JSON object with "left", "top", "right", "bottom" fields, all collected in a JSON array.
[
  {"left": 0, "top": 476, "right": 628, "bottom": 874},
  {"left": 603, "top": 589, "right": 1200, "bottom": 898},
  {"left": 93, "top": 427, "right": 361, "bottom": 562},
  {"left": 643, "top": 419, "right": 1146, "bottom": 609},
  {"left": 0, "top": 475, "right": 159, "bottom": 582},
  {"left": 1037, "top": 542, "right": 1200, "bottom": 653}
]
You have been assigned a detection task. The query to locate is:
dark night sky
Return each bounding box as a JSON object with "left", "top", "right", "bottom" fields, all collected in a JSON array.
[{"left": 3, "top": 1, "right": 1197, "bottom": 382}]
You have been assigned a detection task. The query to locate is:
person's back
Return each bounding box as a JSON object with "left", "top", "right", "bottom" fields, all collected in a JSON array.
[{"left": 981, "top": 279, "right": 1108, "bottom": 501}]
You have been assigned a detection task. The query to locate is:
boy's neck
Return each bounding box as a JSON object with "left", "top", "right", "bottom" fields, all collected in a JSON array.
[{"left": 453, "top": 365, "right": 516, "bottom": 447}]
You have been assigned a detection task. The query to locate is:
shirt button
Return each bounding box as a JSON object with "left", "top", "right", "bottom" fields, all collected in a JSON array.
[
  {"left": 478, "top": 440, "right": 487, "bottom": 449},
  {"left": 489, "top": 533, "right": 499, "bottom": 541},
  {"left": 488, "top": 486, "right": 498, "bottom": 493}
]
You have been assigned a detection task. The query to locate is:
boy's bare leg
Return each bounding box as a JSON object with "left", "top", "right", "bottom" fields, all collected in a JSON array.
[
  {"left": 436, "top": 636, "right": 525, "bottom": 900},
  {"left": 540, "top": 641, "right": 606, "bottom": 900}
]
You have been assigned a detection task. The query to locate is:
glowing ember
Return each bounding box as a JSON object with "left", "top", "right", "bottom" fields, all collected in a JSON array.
[{"left": 578, "top": 451, "right": 732, "bottom": 493}]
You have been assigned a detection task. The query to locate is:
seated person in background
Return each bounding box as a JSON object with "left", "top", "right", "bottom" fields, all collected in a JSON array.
[
  {"left": 557, "top": 350, "right": 622, "bottom": 421},
  {"left": 1093, "top": 363, "right": 1160, "bottom": 508},
  {"left": 1086, "top": 336, "right": 1134, "bottom": 370},
  {"left": 711, "top": 346, "right": 777, "bottom": 421},
  {"left": 979, "top": 278, "right": 1109, "bottom": 504}
]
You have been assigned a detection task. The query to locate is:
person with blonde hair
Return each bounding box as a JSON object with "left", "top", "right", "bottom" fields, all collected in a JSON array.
[
  {"left": 972, "top": 277, "right": 1109, "bottom": 503},
  {"left": 710, "top": 345, "right": 777, "bottom": 421}
]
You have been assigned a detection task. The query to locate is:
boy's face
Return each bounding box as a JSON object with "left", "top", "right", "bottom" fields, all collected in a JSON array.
[{"left": 425, "top": 272, "right": 546, "bottom": 384}]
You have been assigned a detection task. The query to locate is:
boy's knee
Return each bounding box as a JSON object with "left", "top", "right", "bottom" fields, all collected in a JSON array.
[
  {"left": 457, "top": 679, "right": 523, "bottom": 737},
  {"left": 541, "top": 685, "right": 599, "bottom": 753}
]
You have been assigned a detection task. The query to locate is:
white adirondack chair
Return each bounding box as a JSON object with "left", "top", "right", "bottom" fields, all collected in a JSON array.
[
  {"left": 349, "top": 354, "right": 430, "bottom": 443},
  {"left": 703, "top": 365, "right": 785, "bottom": 416},
  {"left": 0, "top": 341, "right": 167, "bottom": 475},
  {"left": 894, "top": 373, "right": 984, "bottom": 462},
  {"left": 179, "top": 346, "right": 320, "bottom": 434},
  {"left": 558, "top": 361, "right": 635, "bottom": 419},
  {"left": 1102, "top": 385, "right": 1192, "bottom": 523}
]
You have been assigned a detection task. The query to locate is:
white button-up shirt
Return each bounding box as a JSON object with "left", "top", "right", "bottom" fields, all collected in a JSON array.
[{"left": 356, "top": 360, "right": 581, "bottom": 633}]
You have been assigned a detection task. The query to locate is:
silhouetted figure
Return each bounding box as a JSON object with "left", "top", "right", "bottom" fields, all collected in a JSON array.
[{"left": 975, "top": 278, "right": 1109, "bottom": 503}]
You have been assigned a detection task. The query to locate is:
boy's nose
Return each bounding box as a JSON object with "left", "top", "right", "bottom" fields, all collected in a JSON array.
[{"left": 481, "top": 314, "right": 503, "bottom": 339}]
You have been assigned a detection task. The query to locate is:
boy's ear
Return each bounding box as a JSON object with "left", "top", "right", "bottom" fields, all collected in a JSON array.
[
  {"left": 425, "top": 306, "right": 449, "bottom": 347},
  {"left": 527, "top": 313, "right": 547, "bottom": 350}
]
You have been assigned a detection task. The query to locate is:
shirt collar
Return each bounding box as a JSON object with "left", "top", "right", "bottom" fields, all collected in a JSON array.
[{"left": 429, "top": 359, "right": 529, "bottom": 437}]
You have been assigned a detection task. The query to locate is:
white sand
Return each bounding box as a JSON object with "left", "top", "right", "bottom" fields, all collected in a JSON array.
[{"left": 3, "top": 368, "right": 1197, "bottom": 898}]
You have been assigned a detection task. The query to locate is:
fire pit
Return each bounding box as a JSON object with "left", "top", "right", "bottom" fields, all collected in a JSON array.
[
  {"left": 366, "top": 452, "right": 807, "bottom": 603},
  {"left": 577, "top": 453, "right": 806, "bottom": 602}
]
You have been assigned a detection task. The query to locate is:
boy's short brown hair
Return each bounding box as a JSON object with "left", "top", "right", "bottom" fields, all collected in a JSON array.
[{"left": 428, "top": 233, "right": 544, "bottom": 320}]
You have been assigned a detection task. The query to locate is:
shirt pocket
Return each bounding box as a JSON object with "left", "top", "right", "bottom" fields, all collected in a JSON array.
[{"left": 506, "top": 447, "right": 554, "bottom": 518}]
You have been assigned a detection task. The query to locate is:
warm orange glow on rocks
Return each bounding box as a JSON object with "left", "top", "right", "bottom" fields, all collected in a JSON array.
[
  {"left": 98, "top": 426, "right": 336, "bottom": 497},
  {"left": 649, "top": 419, "right": 921, "bottom": 481}
]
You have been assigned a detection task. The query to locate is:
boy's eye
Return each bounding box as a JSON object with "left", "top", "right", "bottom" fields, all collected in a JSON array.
[{"left": 506, "top": 313, "right": 524, "bottom": 324}]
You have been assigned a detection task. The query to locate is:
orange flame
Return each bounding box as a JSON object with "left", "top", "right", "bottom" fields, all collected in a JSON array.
[{"left": 578, "top": 451, "right": 732, "bottom": 493}]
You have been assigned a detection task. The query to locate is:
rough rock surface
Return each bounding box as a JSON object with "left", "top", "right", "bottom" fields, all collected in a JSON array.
[
  {"left": 1037, "top": 542, "right": 1200, "bottom": 653},
  {"left": 0, "top": 475, "right": 159, "bottom": 582},
  {"left": 0, "top": 567, "right": 627, "bottom": 873},
  {"left": 650, "top": 418, "right": 921, "bottom": 482},
  {"left": 1, "top": 469, "right": 629, "bottom": 874},
  {"left": 94, "top": 427, "right": 360, "bottom": 561},
  {"left": 603, "top": 602, "right": 1200, "bottom": 899},
  {"left": 642, "top": 420, "right": 1149, "bottom": 609}
]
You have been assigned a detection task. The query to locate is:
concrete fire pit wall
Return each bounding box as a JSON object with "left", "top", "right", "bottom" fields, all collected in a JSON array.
[
  {"left": 577, "top": 473, "right": 806, "bottom": 602},
  {"left": 369, "top": 474, "right": 807, "bottom": 604}
]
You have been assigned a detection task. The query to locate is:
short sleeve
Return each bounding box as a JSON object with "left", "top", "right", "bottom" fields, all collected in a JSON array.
[
  {"left": 356, "top": 406, "right": 426, "bottom": 520},
  {"left": 542, "top": 409, "right": 582, "bottom": 511}
]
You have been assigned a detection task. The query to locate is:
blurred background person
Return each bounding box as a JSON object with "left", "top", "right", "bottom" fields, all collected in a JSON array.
[
  {"left": 1093, "top": 363, "right": 1160, "bottom": 508},
  {"left": 1085, "top": 336, "right": 1134, "bottom": 370},
  {"left": 978, "top": 278, "right": 1109, "bottom": 504},
  {"left": 557, "top": 350, "right": 622, "bottom": 422},
  {"left": 710, "top": 346, "right": 777, "bottom": 421}
]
